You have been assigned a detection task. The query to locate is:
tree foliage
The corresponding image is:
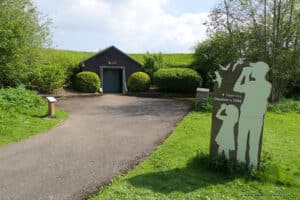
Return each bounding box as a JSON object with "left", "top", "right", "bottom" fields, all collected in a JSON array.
[
  {"left": 196, "top": 0, "right": 300, "bottom": 101},
  {"left": 30, "top": 64, "right": 66, "bottom": 93},
  {"left": 0, "top": 0, "right": 50, "bottom": 87},
  {"left": 142, "top": 52, "right": 165, "bottom": 82},
  {"left": 193, "top": 32, "right": 239, "bottom": 89}
]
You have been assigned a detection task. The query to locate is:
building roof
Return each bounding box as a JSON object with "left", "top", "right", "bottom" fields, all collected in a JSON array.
[{"left": 80, "top": 46, "right": 142, "bottom": 67}]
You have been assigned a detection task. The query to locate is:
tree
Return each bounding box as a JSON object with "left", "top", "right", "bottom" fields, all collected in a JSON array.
[
  {"left": 0, "top": 0, "right": 50, "bottom": 87},
  {"left": 206, "top": 0, "right": 300, "bottom": 102},
  {"left": 193, "top": 32, "right": 241, "bottom": 89},
  {"left": 142, "top": 52, "right": 165, "bottom": 83}
]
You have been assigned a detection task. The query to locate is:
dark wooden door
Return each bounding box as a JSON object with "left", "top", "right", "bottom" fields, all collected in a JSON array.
[{"left": 103, "top": 69, "right": 122, "bottom": 93}]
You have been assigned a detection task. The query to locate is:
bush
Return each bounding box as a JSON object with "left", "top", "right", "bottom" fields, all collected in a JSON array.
[
  {"left": 192, "top": 32, "right": 238, "bottom": 89},
  {"left": 30, "top": 65, "right": 66, "bottom": 93},
  {"left": 154, "top": 68, "right": 202, "bottom": 92},
  {"left": 39, "top": 49, "right": 92, "bottom": 89},
  {"left": 143, "top": 53, "right": 164, "bottom": 82},
  {"left": 286, "top": 68, "right": 300, "bottom": 98},
  {"left": 193, "top": 98, "right": 213, "bottom": 112},
  {"left": 0, "top": 86, "right": 45, "bottom": 115},
  {"left": 267, "top": 99, "right": 300, "bottom": 113},
  {"left": 128, "top": 72, "right": 151, "bottom": 92},
  {"left": 74, "top": 71, "right": 100, "bottom": 93},
  {"left": 65, "top": 64, "right": 81, "bottom": 89}
]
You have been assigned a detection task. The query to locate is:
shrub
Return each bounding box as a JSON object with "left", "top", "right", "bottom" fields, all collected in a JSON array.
[
  {"left": 193, "top": 98, "right": 213, "bottom": 112},
  {"left": 143, "top": 53, "right": 164, "bottom": 82},
  {"left": 154, "top": 68, "right": 202, "bottom": 92},
  {"left": 192, "top": 32, "right": 238, "bottom": 89},
  {"left": 65, "top": 64, "right": 81, "bottom": 89},
  {"left": 267, "top": 99, "right": 300, "bottom": 113},
  {"left": 30, "top": 64, "right": 66, "bottom": 93},
  {"left": 128, "top": 72, "right": 151, "bottom": 92},
  {"left": 74, "top": 71, "right": 100, "bottom": 93},
  {"left": 0, "top": 86, "right": 45, "bottom": 115},
  {"left": 39, "top": 49, "right": 92, "bottom": 89}
]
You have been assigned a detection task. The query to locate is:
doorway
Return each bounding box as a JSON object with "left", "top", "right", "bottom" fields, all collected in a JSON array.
[{"left": 103, "top": 68, "right": 122, "bottom": 93}]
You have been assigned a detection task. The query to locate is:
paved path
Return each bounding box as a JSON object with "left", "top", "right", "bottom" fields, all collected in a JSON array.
[{"left": 0, "top": 95, "right": 190, "bottom": 200}]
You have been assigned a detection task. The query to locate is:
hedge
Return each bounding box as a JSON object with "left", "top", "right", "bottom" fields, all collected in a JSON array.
[
  {"left": 74, "top": 71, "right": 100, "bottom": 93},
  {"left": 30, "top": 64, "right": 66, "bottom": 93},
  {"left": 154, "top": 68, "right": 202, "bottom": 92},
  {"left": 128, "top": 72, "right": 151, "bottom": 92}
]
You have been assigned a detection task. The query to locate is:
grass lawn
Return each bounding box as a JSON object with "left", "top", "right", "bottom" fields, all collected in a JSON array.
[
  {"left": 0, "top": 88, "right": 67, "bottom": 147},
  {"left": 90, "top": 108, "right": 300, "bottom": 199},
  {"left": 0, "top": 110, "right": 67, "bottom": 147}
]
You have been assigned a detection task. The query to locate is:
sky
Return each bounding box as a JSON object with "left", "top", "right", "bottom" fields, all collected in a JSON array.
[{"left": 33, "top": 0, "right": 218, "bottom": 53}]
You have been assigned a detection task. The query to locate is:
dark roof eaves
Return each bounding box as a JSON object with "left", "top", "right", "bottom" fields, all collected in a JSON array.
[{"left": 79, "top": 46, "right": 142, "bottom": 67}]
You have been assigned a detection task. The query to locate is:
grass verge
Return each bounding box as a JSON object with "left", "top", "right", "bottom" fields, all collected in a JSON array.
[
  {"left": 0, "top": 110, "right": 67, "bottom": 147},
  {"left": 0, "top": 87, "right": 67, "bottom": 147},
  {"left": 90, "top": 108, "right": 300, "bottom": 199}
]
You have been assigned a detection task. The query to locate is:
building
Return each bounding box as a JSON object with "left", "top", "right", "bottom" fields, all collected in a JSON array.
[{"left": 80, "top": 46, "right": 142, "bottom": 93}]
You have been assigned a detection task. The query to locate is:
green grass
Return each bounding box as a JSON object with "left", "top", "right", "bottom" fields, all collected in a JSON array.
[
  {"left": 40, "top": 48, "right": 93, "bottom": 67},
  {"left": 268, "top": 98, "right": 300, "bottom": 114},
  {"left": 0, "top": 87, "right": 67, "bottom": 146},
  {"left": 90, "top": 107, "right": 300, "bottom": 199},
  {"left": 41, "top": 49, "right": 194, "bottom": 67},
  {"left": 130, "top": 53, "right": 194, "bottom": 67},
  {"left": 0, "top": 110, "right": 66, "bottom": 146}
]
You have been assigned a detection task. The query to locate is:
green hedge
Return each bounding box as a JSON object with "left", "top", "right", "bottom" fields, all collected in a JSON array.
[
  {"left": 30, "top": 64, "right": 66, "bottom": 93},
  {"left": 154, "top": 68, "right": 202, "bottom": 92},
  {"left": 74, "top": 71, "right": 100, "bottom": 93},
  {"left": 128, "top": 72, "right": 151, "bottom": 92}
]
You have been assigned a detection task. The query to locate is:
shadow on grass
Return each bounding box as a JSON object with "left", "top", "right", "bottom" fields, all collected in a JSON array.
[
  {"left": 127, "top": 152, "right": 297, "bottom": 194},
  {"left": 127, "top": 154, "right": 244, "bottom": 194}
]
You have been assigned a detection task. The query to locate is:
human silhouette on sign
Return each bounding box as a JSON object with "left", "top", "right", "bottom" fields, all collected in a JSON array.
[
  {"left": 215, "top": 104, "right": 239, "bottom": 159},
  {"left": 233, "top": 62, "right": 271, "bottom": 168}
]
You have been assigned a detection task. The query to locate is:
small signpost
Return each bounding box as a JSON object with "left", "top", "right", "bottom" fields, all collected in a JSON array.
[
  {"left": 46, "top": 97, "right": 57, "bottom": 117},
  {"left": 195, "top": 88, "right": 210, "bottom": 104},
  {"left": 210, "top": 59, "right": 272, "bottom": 169}
]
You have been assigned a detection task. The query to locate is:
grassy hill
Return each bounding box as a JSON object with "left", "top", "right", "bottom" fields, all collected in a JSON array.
[
  {"left": 130, "top": 53, "right": 194, "bottom": 67},
  {"left": 40, "top": 49, "right": 194, "bottom": 68}
]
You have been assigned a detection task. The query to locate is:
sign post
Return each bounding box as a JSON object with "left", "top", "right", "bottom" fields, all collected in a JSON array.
[
  {"left": 46, "top": 97, "right": 57, "bottom": 117},
  {"left": 210, "top": 59, "right": 272, "bottom": 169},
  {"left": 195, "top": 88, "right": 210, "bottom": 104}
]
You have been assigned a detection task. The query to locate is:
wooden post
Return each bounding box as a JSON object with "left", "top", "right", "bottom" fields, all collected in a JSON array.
[
  {"left": 48, "top": 102, "right": 55, "bottom": 116},
  {"left": 46, "top": 97, "right": 57, "bottom": 117}
]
